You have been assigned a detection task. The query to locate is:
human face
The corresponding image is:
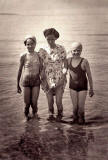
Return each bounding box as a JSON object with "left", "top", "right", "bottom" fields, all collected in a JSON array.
[
  {"left": 46, "top": 35, "right": 56, "bottom": 48},
  {"left": 71, "top": 42, "right": 82, "bottom": 57},
  {"left": 71, "top": 48, "right": 81, "bottom": 57},
  {"left": 26, "top": 38, "right": 36, "bottom": 53}
]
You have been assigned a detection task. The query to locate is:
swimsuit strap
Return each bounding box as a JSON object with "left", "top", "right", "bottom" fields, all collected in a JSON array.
[
  {"left": 79, "top": 58, "right": 84, "bottom": 67},
  {"left": 71, "top": 57, "right": 84, "bottom": 68},
  {"left": 68, "top": 57, "right": 84, "bottom": 71},
  {"left": 22, "top": 53, "right": 27, "bottom": 65}
]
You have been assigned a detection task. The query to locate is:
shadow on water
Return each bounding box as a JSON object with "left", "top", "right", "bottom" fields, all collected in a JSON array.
[{"left": 0, "top": 118, "right": 96, "bottom": 160}]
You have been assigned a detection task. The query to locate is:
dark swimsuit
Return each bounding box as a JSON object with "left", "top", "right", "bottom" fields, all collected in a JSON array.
[{"left": 68, "top": 58, "right": 88, "bottom": 92}]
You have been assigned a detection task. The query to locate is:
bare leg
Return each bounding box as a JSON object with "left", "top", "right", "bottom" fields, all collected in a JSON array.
[
  {"left": 70, "top": 89, "right": 78, "bottom": 122},
  {"left": 31, "top": 86, "right": 40, "bottom": 117},
  {"left": 23, "top": 87, "right": 31, "bottom": 118},
  {"left": 46, "top": 90, "right": 54, "bottom": 115},
  {"left": 55, "top": 85, "right": 64, "bottom": 118},
  {"left": 78, "top": 91, "right": 87, "bottom": 124}
]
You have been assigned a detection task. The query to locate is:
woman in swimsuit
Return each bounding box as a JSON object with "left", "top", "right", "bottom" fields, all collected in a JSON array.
[
  {"left": 17, "top": 35, "right": 42, "bottom": 121},
  {"left": 67, "top": 42, "right": 94, "bottom": 124}
]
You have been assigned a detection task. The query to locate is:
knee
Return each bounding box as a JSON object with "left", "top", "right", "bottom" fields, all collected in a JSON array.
[
  {"left": 24, "top": 97, "right": 31, "bottom": 105},
  {"left": 73, "top": 104, "right": 78, "bottom": 109},
  {"left": 48, "top": 98, "right": 54, "bottom": 107},
  {"left": 56, "top": 101, "right": 62, "bottom": 107},
  {"left": 31, "top": 99, "right": 38, "bottom": 106},
  {"left": 47, "top": 94, "right": 54, "bottom": 105},
  {"left": 25, "top": 103, "right": 30, "bottom": 108},
  {"left": 56, "top": 98, "right": 62, "bottom": 107}
]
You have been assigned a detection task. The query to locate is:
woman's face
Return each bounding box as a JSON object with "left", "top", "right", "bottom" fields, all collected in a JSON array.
[{"left": 46, "top": 35, "right": 56, "bottom": 47}]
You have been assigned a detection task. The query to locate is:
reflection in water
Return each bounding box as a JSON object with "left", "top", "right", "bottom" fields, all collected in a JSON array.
[
  {"left": 18, "top": 121, "right": 47, "bottom": 160},
  {"left": 2, "top": 119, "right": 95, "bottom": 160},
  {"left": 66, "top": 127, "right": 94, "bottom": 160}
]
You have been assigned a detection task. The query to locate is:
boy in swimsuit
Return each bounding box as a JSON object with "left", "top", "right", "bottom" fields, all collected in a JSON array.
[
  {"left": 67, "top": 42, "right": 94, "bottom": 124},
  {"left": 17, "top": 35, "right": 42, "bottom": 121}
]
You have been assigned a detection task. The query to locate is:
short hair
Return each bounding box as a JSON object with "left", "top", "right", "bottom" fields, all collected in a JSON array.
[{"left": 43, "top": 28, "right": 60, "bottom": 39}]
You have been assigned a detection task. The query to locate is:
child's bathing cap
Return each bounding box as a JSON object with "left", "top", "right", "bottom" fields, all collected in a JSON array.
[
  {"left": 71, "top": 42, "right": 82, "bottom": 51},
  {"left": 24, "top": 35, "right": 36, "bottom": 45}
]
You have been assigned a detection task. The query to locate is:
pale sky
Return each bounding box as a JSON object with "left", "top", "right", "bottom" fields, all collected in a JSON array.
[{"left": 0, "top": 0, "right": 108, "bottom": 14}]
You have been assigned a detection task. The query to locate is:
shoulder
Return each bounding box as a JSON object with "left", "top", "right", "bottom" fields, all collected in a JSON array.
[
  {"left": 20, "top": 53, "right": 26, "bottom": 61},
  {"left": 39, "top": 48, "right": 46, "bottom": 53},
  {"left": 37, "top": 52, "right": 42, "bottom": 61},
  {"left": 38, "top": 49, "right": 45, "bottom": 59},
  {"left": 38, "top": 48, "right": 47, "bottom": 59},
  {"left": 82, "top": 58, "right": 90, "bottom": 70},
  {"left": 67, "top": 57, "right": 72, "bottom": 64},
  {"left": 20, "top": 52, "right": 26, "bottom": 57},
  {"left": 56, "top": 44, "right": 67, "bottom": 58},
  {"left": 82, "top": 58, "right": 89, "bottom": 65},
  {"left": 18, "top": 53, "right": 26, "bottom": 66},
  {"left": 56, "top": 44, "right": 66, "bottom": 51}
]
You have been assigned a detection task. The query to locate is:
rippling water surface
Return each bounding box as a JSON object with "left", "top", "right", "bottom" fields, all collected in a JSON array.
[{"left": 0, "top": 7, "right": 108, "bottom": 160}]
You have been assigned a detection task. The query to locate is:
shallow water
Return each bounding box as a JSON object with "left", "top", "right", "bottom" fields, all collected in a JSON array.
[{"left": 0, "top": 6, "right": 108, "bottom": 160}]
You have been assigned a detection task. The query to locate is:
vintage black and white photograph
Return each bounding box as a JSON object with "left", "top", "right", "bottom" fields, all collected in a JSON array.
[{"left": 0, "top": 0, "right": 108, "bottom": 159}]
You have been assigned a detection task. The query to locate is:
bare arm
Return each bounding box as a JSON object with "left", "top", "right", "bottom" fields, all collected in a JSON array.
[
  {"left": 84, "top": 59, "right": 94, "bottom": 97},
  {"left": 38, "top": 56, "right": 49, "bottom": 92},
  {"left": 17, "top": 55, "right": 24, "bottom": 93},
  {"left": 62, "top": 58, "right": 68, "bottom": 74}
]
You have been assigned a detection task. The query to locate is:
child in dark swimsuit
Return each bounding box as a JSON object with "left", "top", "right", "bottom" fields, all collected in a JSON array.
[
  {"left": 67, "top": 42, "right": 94, "bottom": 124},
  {"left": 17, "top": 35, "right": 42, "bottom": 121}
]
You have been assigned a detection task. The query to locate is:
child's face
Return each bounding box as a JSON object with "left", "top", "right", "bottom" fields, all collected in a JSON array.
[
  {"left": 71, "top": 42, "right": 82, "bottom": 57},
  {"left": 26, "top": 38, "right": 36, "bottom": 53}
]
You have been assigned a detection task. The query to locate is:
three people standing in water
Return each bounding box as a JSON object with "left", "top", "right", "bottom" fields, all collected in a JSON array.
[{"left": 17, "top": 28, "right": 94, "bottom": 124}]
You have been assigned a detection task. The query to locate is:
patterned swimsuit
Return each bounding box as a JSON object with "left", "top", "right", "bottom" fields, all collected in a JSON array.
[{"left": 21, "top": 52, "right": 41, "bottom": 87}]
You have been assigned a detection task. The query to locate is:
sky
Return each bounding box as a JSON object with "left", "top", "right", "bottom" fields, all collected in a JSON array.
[{"left": 0, "top": 0, "right": 108, "bottom": 14}]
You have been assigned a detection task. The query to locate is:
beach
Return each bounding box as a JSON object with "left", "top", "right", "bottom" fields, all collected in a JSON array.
[{"left": 0, "top": 0, "right": 108, "bottom": 159}]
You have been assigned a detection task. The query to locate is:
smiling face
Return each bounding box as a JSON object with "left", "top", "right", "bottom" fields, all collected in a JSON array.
[
  {"left": 26, "top": 38, "right": 36, "bottom": 53},
  {"left": 71, "top": 42, "right": 82, "bottom": 57}
]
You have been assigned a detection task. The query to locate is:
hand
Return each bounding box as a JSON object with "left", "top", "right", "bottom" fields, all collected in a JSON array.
[
  {"left": 89, "top": 89, "right": 94, "bottom": 97},
  {"left": 17, "top": 85, "right": 22, "bottom": 94},
  {"left": 50, "top": 83, "right": 56, "bottom": 89},
  {"left": 56, "top": 75, "right": 66, "bottom": 88},
  {"left": 40, "top": 69, "right": 46, "bottom": 80}
]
